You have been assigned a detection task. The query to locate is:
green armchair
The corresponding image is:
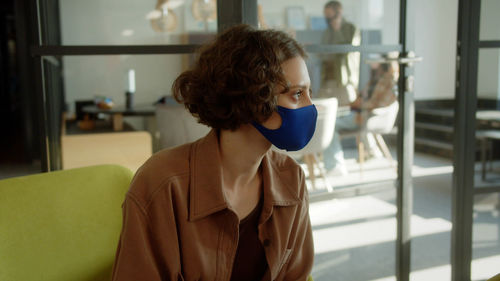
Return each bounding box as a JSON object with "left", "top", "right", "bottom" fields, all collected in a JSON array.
[{"left": 0, "top": 165, "right": 133, "bottom": 281}]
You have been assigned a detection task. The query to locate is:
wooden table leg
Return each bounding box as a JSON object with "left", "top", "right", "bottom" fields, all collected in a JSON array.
[
  {"left": 481, "top": 137, "right": 487, "bottom": 181},
  {"left": 113, "top": 113, "right": 124, "bottom": 131},
  {"left": 357, "top": 135, "right": 364, "bottom": 176},
  {"left": 304, "top": 154, "right": 316, "bottom": 190}
]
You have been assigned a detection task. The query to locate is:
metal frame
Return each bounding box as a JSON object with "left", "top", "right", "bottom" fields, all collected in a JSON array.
[
  {"left": 452, "top": 0, "right": 481, "bottom": 280},
  {"left": 453, "top": 1, "right": 500, "bottom": 280},
  {"left": 33, "top": 0, "right": 51, "bottom": 171},
  {"left": 14, "top": 0, "right": 39, "bottom": 162},
  {"left": 217, "top": 0, "right": 257, "bottom": 31},
  {"left": 31, "top": 44, "right": 403, "bottom": 57},
  {"left": 32, "top": 1, "right": 415, "bottom": 280},
  {"left": 395, "top": 1, "right": 412, "bottom": 280},
  {"left": 478, "top": 40, "right": 500, "bottom": 48},
  {"left": 305, "top": 44, "right": 402, "bottom": 54},
  {"left": 31, "top": 45, "right": 201, "bottom": 56},
  {"left": 33, "top": 0, "right": 66, "bottom": 171},
  {"left": 31, "top": 0, "right": 260, "bottom": 171}
]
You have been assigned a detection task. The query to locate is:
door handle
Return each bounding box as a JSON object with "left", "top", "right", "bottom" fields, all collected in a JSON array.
[{"left": 364, "top": 51, "right": 423, "bottom": 66}]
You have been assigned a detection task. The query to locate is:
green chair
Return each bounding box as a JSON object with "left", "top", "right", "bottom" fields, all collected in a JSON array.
[{"left": 0, "top": 165, "right": 133, "bottom": 281}]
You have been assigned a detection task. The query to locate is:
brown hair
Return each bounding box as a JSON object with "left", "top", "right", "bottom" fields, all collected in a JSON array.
[
  {"left": 324, "top": 1, "right": 342, "bottom": 11},
  {"left": 172, "top": 24, "right": 306, "bottom": 130}
]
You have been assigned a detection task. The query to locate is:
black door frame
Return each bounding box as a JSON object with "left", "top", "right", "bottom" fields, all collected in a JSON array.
[
  {"left": 452, "top": 0, "right": 500, "bottom": 280},
  {"left": 32, "top": 0, "right": 414, "bottom": 280}
]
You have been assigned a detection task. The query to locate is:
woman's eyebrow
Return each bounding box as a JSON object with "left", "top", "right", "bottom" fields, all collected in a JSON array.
[{"left": 288, "top": 84, "right": 308, "bottom": 89}]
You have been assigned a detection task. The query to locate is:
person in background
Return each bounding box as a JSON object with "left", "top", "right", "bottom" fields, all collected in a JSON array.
[
  {"left": 324, "top": 56, "right": 399, "bottom": 175},
  {"left": 111, "top": 25, "right": 315, "bottom": 281},
  {"left": 318, "top": 0, "right": 361, "bottom": 107}
]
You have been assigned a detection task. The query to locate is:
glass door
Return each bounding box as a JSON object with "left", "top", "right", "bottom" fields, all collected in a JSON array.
[
  {"left": 257, "top": 1, "right": 417, "bottom": 280},
  {"left": 33, "top": 0, "right": 418, "bottom": 280},
  {"left": 453, "top": 0, "right": 500, "bottom": 280}
]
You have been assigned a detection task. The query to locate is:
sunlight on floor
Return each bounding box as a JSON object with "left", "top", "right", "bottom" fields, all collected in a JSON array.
[
  {"left": 308, "top": 149, "right": 499, "bottom": 281},
  {"left": 309, "top": 151, "right": 457, "bottom": 281},
  {"left": 367, "top": 255, "right": 500, "bottom": 281},
  {"left": 371, "top": 264, "right": 451, "bottom": 281},
  {"left": 471, "top": 255, "right": 500, "bottom": 281},
  {"left": 302, "top": 148, "right": 454, "bottom": 192},
  {"left": 310, "top": 194, "right": 451, "bottom": 261}
]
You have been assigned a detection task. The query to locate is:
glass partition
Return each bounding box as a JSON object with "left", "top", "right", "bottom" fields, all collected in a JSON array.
[
  {"left": 304, "top": 51, "right": 399, "bottom": 189},
  {"left": 452, "top": 0, "right": 500, "bottom": 279},
  {"left": 34, "top": 0, "right": 430, "bottom": 280},
  {"left": 480, "top": 0, "right": 500, "bottom": 41},
  {"left": 304, "top": 50, "right": 400, "bottom": 280},
  {"left": 58, "top": 0, "right": 217, "bottom": 45},
  {"left": 471, "top": 192, "right": 500, "bottom": 281},
  {"left": 60, "top": 54, "right": 190, "bottom": 114},
  {"left": 475, "top": 48, "right": 500, "bottom": 189},
  {"left": 42, "top": 54, "right": 200, "bottom": 172},
  {"left": 257, "top": 0, "right": 399, "bottom": 45}
]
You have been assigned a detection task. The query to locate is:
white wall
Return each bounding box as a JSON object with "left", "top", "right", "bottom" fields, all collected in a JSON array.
[
  {"left": 480, "top": 0, "right": 500, "bottom": 41},
  {"left": 412, "top": 0, "right": 500, "bottom": 101},
  {"left": 478, "top": 49, "right": 500, "bottom": 99},
  {"left": 411, "top": 0, "right": 458, "bottom": 100},
  {"left": 62, "top": 55, "right": 182, "bottom": 111},
  {"left": 59, "top": 0, "right": 211, "bottom": 115},
  {"left": 477, "top": 0, "right": 500, "bottom": 100},
  {"left": 59, "top": 0, "right": 215, "bottom": 46},
  {"left": 60, "top": 0, "right": 470, "bottom": 111},
  {"left": 258, "top": 0, "right": 399, "bottom": 45}
]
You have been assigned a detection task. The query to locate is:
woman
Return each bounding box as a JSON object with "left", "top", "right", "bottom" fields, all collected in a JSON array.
[
  {"left": 112, "top": 25, "right": 315, "bottom": 281},
  {"left": 351, "top": 58, "right": 398, "bottom": 112}
]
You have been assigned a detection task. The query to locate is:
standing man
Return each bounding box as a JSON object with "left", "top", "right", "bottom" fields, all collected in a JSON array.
[{"left": 319, "top": 1, "right": 361, "bottom": 107}]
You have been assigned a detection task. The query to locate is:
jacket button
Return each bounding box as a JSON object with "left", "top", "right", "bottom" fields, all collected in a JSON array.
[{"left": 263, "top": 239, "right": 271, "bottom": 247}]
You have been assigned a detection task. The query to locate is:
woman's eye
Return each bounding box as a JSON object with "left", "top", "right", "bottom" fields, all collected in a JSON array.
[{"left": 293, "top": 90, "right": 302, "bottom": 99}]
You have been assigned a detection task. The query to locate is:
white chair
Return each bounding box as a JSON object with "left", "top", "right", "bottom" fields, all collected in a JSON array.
[
  {"left": 155, "top": 104, "right": 211, "bottom": 149},
  {"left": 339, "top": 101, "right": 399, "bottom": 172},
  {"left": 284, "top": 98, "right": 338, "bottom": 192},
  {"left": 366, "top": 101, "right": 399, "bottom": 167}
]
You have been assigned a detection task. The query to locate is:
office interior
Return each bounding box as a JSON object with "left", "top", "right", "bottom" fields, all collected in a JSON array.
[{"left": 0, "top": 0, "right": 499, "bottom": 280}]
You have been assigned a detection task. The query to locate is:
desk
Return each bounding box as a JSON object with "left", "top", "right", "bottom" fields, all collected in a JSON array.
[
  {"left": 477, "top": 110, "right": 500, "bottom": 123},
  {"left": 476, "top": 111, "right": 500, "bottom": 180},
  {"left": 82, "top": 105, "right": 155, "bottom": 131}
]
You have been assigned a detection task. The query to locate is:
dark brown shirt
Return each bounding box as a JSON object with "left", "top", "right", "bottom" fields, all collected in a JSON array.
[{"left": 230, "top": 195, "right": 267, "bottom": 281}]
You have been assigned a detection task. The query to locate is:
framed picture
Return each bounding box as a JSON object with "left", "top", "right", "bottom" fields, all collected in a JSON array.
[
  {"left": 286, "top": 6, "right": 307, "bottom": 30},
  {"left": 310, "top": 16, "right": 327, "bottom": 30}
]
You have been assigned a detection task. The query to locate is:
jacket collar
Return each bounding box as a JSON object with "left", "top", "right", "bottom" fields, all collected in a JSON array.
[{"left": 188, "top": 130, "right": 301, "bottom": 222}]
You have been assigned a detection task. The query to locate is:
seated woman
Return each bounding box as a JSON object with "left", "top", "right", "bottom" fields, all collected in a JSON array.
[
  {"left": 351, "top": 59, "right": 398, "bottom": 113},
  {"left": 112, "top": 25, "right": 315, "bottom": 281},
  {"left": 324, "top": 58, "right": 398, "bottom": 175}
]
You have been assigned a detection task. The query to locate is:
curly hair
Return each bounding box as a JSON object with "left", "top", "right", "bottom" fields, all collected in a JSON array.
[{"left": 172, "top": 24, "right": 306, "bottom": 130}]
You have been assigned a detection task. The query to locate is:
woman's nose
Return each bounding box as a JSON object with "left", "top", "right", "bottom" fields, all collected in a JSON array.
[{"left": 304, "top": 94, "right": 313, "bottom": 107}]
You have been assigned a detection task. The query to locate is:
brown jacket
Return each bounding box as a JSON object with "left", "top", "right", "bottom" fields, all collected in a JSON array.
[{"left": 112, "top": 130, "right": 314, "bottom": 281}]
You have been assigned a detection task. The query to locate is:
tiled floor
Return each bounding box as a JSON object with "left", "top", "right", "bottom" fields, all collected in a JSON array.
[{"left": 306, "top": 148, "right": 500, "bottom": 281}]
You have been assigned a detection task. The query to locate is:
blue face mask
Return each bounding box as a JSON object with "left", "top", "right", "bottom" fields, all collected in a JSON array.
[{"left": 252, "top": 105, "right": 318, "bottom": 151}]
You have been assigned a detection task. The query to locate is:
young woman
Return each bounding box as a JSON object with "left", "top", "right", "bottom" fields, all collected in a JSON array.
[{"left": 112, "top": 24, "right": 316, "bottom": 281}]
